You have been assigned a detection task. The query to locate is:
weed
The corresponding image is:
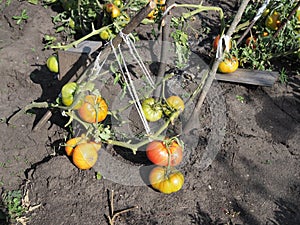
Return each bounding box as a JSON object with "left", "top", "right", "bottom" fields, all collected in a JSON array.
[
  {"left": 236, "top": 95, "right": 245, "bottom": 103},
  {"left": 279, "top": 67, "right": 288, "bottom": 84},
  {"left": 12, "top": 9, "right": 29, "bottom": 25},
  {"left": 1, "top": 190, "right": 25, "bottom": 222}
]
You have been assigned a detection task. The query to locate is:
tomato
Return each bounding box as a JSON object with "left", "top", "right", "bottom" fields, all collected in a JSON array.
[
  {"left": 149, "top": 166, "right": 184, "bottom": 194},
  {"left": 265, "top": 11, "right": 280, "bottom": 30},
  {"left": 147, "top": 0, "right": 165, "bottom": 19},
  {"left": 142, "top": 98, "right": 163, "bottom": 122},
  {"left": 213, "top": 34, "right": 232, "bottom": 51},
  {"left": 46, "top": 55, "right": 59, "bottom": 73},
  {"left": 218, "top": 56, "right": 239, "bottom": 74},
  {"left": 146, "top": 140, "right": 183, "bottom": 166},
  {"left": 105, "top": 3, "right": 115, "bottom": 13},
  {"left": 100, "top": 29, "right": 112, "bottom": 40},
  {"left": 72, "top": 142, "right": 99, "bottom": 170},
  {"left": 245, "top": 36, "right": 257, "bottom": 49},
  {"left": 61, "top": 82, "right": 83, "bottom": 109},
  {"left": 296, "top": 9, "right": 300, "bottom": 21},
  {"left": 65, "top": 136, "right": 87, "bottom": 156},
  {"left": 113, "top": 0, "right": 122, "bottom": 7},
  {"left": 166, "top": 96, "right": 185, "bottom": 113},
  {"left": 111, "top": 6, "right": 121, "bottom": 19},
  {"left": 78, "top": 95, "right": 108, "bottom": 123}
]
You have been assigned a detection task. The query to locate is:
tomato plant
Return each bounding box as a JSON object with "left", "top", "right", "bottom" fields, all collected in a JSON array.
[
  {"left": 46, "top": 55, "right": 59, "bottom": 73},
  {"left": 149, "top": 166, "right": 184, "bottom": 194},
  {"left": 146, "top": 139, "right": 183, "bottom": 166},
  {"left": 142, "top": 98, "right": 163, "bottom": 122},
  {"left": 72, "top": 142, "right": 99, "bottom": 170},
  {"left": 78, "top": 95, "right": 108, "bottom": 123},
  {"left": 218, "top": 56, "right": 239, "bottom": 74}
]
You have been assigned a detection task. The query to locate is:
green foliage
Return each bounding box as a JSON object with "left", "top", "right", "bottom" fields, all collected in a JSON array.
[
  {"left": 235, "top": 0, "right": 300, "bottom": 70},
  {"left": 1, "top": 190, "right": 25, "bottom": 222},
  {"left": 12, "top": 9, "right": 29, "bottom": 25}
]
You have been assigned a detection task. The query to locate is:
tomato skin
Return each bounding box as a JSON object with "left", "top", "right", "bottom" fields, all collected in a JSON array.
[
  {"left": 72, "top": 142, "right": 98, "bottom": 170},
  {"left": 146, "top": 140, "right": 183, "bottom": 166},
  {"left": 218, "top": 57, "right": 239, "bottom": 74},
  {"left": 78, "top": 95, "right": 108, "bottom": 123},
  {"left": 149, "top": 166, "right": 184, "bottom": 194},
  {"left": 142, "top": 98, "right": 163, "bottom": 122}
]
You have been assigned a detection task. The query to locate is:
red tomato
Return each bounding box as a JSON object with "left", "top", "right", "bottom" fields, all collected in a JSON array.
[
  {"left": 78, "top": 95, "right": 108, "bottom": 123},
  {"left": 146, "top": 140, "right": 183, "bottom": 166},
  {"left": 149, "top": 166, "right": 184, "bottom": 194}
]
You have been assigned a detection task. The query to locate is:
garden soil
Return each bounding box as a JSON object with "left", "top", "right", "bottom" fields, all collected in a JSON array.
[{"left": 0, "top": 0, "right": 299, "bottom": 224}]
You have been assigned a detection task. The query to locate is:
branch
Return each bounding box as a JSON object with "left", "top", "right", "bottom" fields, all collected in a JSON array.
[{"left": 183, "top": 0, "right": 251, "bottom": 134}]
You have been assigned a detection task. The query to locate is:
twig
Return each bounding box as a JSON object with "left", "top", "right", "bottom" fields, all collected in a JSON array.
[
  {"left": 154, "top": 0, "right": 173, "bottom": 97},
  {"left": 183, "top": 0, "right": 251, "bottom": 134},
  {"left": 106, "top": 190, "right": 138, "bottom": 225}
]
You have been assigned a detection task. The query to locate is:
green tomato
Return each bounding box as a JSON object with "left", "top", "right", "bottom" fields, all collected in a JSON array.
[
  {"left": 69, "top": 18, "right": 75, "bottom": 29},
  {"left": 46, "top": 55, "right": 59, "bottom": 73},
  {"left": 142, "top": 98, "right": 163, "bottom": 122},
  {"left": 61, "top": 82, "right": 82, "bottom": 109},
  {"left": 100, "top": 29, "right": 111, "bottom": 40},
  {"left": 113, "top": 0, "right": 122, "bottom": 7}
]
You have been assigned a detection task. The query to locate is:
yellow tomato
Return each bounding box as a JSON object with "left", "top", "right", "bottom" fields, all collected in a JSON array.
[{"left": 218, "top": 57, "right": 239, "bottom": 74}]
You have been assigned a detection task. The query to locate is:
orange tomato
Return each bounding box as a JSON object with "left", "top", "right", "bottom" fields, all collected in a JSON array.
[
  {"left": 213, "top": 34, "right": 232, "bottom": 51},
  {"left": 78, "top": 95, "right": 108, "bottom": 123},
  {"left": 65, "top": 136, "right": 87, "bottom": 156},
  {"left": 245, "top": 36, "right": 257, "bottom": 49},
  {"left": 72, "top": 143, "right": 99, "bottom": 170},
  {"left": 218, "top": 57, "right": 239, "bottom": 74}
]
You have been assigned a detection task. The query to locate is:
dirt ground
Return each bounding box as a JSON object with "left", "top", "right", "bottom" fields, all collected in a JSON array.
[{"left": 0, "top": 0, "right": 300, "bottom": 224}]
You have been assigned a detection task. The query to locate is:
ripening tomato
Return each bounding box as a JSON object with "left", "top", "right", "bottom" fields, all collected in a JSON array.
[
  {"left": 149, "top": 166, "right": 184, "bottom": 194},
  {"left": 46, "top": 55, "right": 59, "bottom": 73},
  {"left": 142, "top": 98, "right": 163, "bottom": 122},
  {"left": 166, "top": 96, "right": 185, "bottom": 113},
  {"left": 65, "top": 136, "right": 87, "bottom": 156},
  {"left": 146, "top": 140, "right": 183, "bottom": 166},
  {"left": 218, "top": 56, "right": 239, "bottom": 74},
  {"left": 72, "top": 142, "right": 99, "bottom": 170},
  {"left": 105, "top": 3, "right": 115, "bottom": 13},
  {"left": 78, "top": 95, "right": 108, "bottom": 123},
  {"left": 265, "top": 11, "right": 280, "bottom": 30},
  {"left": 111, "top": 6, "right": 121, "bottom": 19},
  {"left": 245, "top": 36, "right": 257, "bottom": 49},
  {"left": 213, "top": 34, "right": 232, "bottom": 51}
]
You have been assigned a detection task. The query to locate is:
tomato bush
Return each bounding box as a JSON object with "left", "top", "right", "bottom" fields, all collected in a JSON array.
[
  {"left": 78, "top": 95, "right": 108, "bottom": 123},
  {"left": 142, "top": 98, "right": 163, "bottom": 122},
  {"left": 146, "top": 140, "right": 183, "bottom": 166},
  {"left": 149, "top": 166, "right": 184, "bottom": 194}
]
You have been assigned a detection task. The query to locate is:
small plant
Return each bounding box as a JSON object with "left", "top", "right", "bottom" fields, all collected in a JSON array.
[
  {"left": 1, "top": 190, "right": 25, "bottom": 222},
  {"left": 12, "top": 9, "right": 29, "bottom": 25},
  {"left": 236, "top": 95, "right": 245, "bottom": 103},
  {"left": 279, "top": 67, "right": 288, "bottom": 84}
]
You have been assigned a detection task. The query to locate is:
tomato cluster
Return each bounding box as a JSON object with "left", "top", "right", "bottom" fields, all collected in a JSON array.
[
  {"left": 65, "top": 135, "right": 101, "bottom": 170},
  {"left": 99, "top": 1, "right": 130, "bottom": 41},
  {"left": 146, "top": 139, "right": 185, "bottom": 194},
  {"left": 141, "top": 95, "right": 185, "bottom": 122}
]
